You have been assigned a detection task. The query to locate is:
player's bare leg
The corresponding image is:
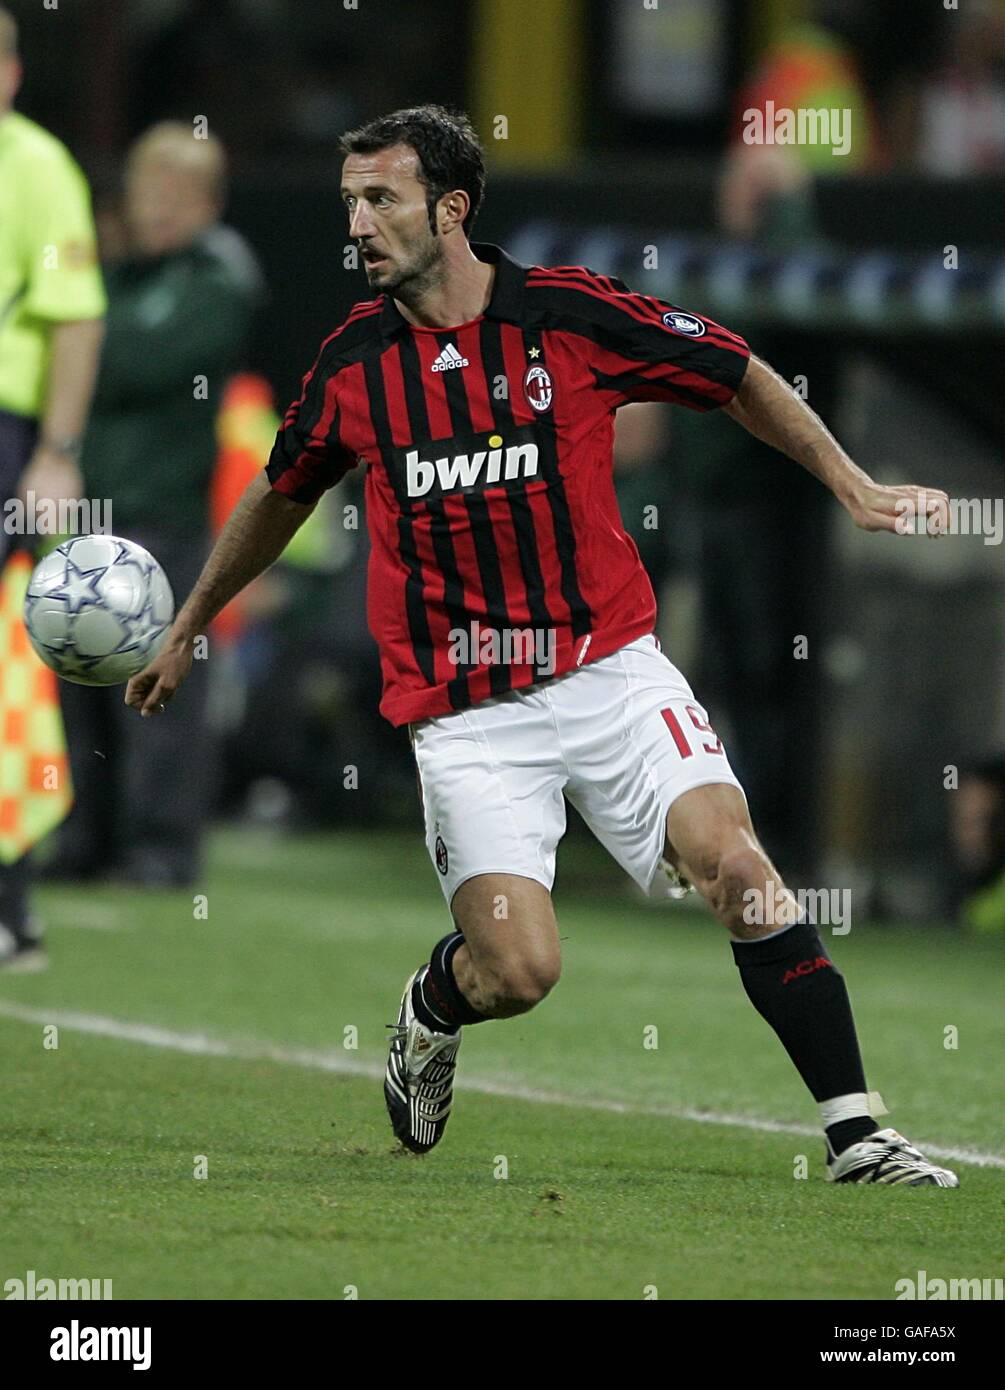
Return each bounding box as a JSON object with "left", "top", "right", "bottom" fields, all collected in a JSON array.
[
  {"left": 664, "top": 783, "right": 797, "bottom": 938},
  {"left": 664, "top": 784, "right": 958, "bottom": 1186},
  {"left": 448, "top": 873, "right": 560, "bottom": 1017},
  {"left": 384, "top": 873, "right": 558, "bottom": 1153}
]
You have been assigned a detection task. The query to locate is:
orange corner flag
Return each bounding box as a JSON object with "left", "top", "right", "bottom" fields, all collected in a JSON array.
[{"left": 0, "top": 552, "right": 73, "bottom": 862}]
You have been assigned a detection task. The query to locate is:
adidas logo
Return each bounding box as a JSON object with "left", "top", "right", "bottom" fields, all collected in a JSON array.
[{"left": 431, "top": 343, "right": 469, "bottom": 373}]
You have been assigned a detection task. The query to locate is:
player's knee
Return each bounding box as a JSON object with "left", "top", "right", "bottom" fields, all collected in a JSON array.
[
  {"left": 705, "top": 840, "right": 773, "bottom": 928},
  {"left": 483, "top": 952, "right": 560, "bottom": 1015}
]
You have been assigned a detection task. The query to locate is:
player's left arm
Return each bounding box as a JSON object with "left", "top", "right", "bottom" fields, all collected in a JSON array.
[{"left": 723, "top": 354, "right": 949, "bottom": 535}]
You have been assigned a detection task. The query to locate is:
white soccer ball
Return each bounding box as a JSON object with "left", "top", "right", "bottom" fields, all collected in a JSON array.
[{"left": 23, "top": 534, "right": 174, "bottom": 686}]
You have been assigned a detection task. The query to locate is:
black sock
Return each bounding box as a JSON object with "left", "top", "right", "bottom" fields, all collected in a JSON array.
[
  {"left": 825, "top": 1115, "right": 879, "bottom": 1155},
  {"left": 410, "top": 931, "right": 489, "bottom": 1033},
  {"left": 731, "top": 920, "right": 874, "bottom": 1130}
]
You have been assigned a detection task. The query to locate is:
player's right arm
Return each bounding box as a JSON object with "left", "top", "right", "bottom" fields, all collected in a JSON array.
[
  {"left": 125, "top": 333, "right": 358, "bottom": 717},
  {"left": 124, "top": 474, "right": 316, "bottom": 716}
]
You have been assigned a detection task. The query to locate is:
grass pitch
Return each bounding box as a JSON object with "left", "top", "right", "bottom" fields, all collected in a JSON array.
[{"left": 1, "top": 826, "right": 1002, "bottom": 1300}]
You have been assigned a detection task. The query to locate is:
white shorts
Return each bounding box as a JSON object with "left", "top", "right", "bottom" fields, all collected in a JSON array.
[{"left": 410, "top": 635, "right": 745, "bottom": 905}]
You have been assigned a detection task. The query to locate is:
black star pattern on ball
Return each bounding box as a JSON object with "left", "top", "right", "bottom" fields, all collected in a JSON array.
[{"left": 52, "top": 552, "right": 106, "bottom": 614}]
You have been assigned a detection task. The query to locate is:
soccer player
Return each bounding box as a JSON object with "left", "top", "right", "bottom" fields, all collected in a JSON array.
[{"left": 127, "top": 105, "right": 957, "bottom": 1186}]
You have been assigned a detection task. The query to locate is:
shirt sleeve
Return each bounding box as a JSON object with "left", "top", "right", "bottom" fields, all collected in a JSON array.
[
  {"left": 573, "top": 273, "right": 750, "bottom": 412},
  {"left": 265, "top": 347, "right": 359, "bottom": 504},
  {"left": 22, "top": 150, "right": 106, "bottom": 322}
]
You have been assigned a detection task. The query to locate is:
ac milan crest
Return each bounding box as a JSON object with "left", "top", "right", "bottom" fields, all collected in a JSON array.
[{"left": 523, "top": 364, "right": 553, "bottom": 413}]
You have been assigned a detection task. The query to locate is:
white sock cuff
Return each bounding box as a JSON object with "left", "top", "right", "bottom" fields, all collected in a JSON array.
[{"left": 819, "top": 1091, "right": 889, "bottom": 1127}]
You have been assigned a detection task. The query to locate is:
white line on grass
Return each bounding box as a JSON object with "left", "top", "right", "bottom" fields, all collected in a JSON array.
[
  {"left": 42, "top": 903, "right": 125, "bottom": 931},
  {"left": 0, "top": 999, "right": 1001, "bottom": 1170}
]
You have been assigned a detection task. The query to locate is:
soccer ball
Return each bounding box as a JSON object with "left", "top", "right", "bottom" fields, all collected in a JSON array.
[{"left": 23, "top": 534, "right": 174, "bottom": 686}]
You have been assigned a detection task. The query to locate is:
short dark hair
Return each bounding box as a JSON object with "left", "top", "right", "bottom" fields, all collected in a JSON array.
[{"left": 339, "top": 104, "right": 486, "bottom": 237}]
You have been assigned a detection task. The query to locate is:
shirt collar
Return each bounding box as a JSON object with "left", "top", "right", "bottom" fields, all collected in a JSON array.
[{"left": 378, "top": 242, "right": 526, "bottom": 341}]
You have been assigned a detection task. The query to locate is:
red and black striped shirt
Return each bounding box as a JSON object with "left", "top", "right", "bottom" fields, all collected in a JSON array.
[{"left": 266, "top": 242, "right": 750, "bottom": 726}]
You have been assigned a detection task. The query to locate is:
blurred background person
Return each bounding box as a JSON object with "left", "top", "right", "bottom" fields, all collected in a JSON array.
[
  {"left": 949, "top": 758, "right": 1005, "bottom": 934},
  {"left": 612, "top": 403, "right": 679, "bottom": 610},
  {"left": 731, "top": 2, "right": 879, "bottom": 171},
  {"left": 0, "top": 3, "right": 105, "bottom": 968},
  {"left": 52, "top": 121, "right": 262, "bottom": 888},
  {"left": 916, "top": 0, "right": 1005, "bottom": 175}
]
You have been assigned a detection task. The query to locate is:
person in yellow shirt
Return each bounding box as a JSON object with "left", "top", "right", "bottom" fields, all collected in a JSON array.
[{"left": 0, "top": 4, "right": 105, "bottom": 968}]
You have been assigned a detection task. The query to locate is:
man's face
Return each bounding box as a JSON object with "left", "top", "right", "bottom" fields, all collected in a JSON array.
[
  {"left": 341, "top": 143, "right": 443, "bottom": 295},
  {"left": 125, "top": 164, "right": 218, "bottom": 258}
]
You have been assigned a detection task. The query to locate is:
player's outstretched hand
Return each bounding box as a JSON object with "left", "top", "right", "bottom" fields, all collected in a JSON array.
[
  {"left": 124, "top": 633, "right": 194, "bottom": 718},
  {"left": 844, "top": 481, "right": 950, "bottom": 537}
]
